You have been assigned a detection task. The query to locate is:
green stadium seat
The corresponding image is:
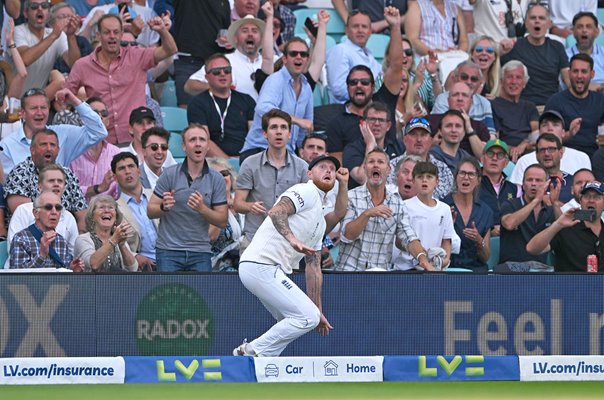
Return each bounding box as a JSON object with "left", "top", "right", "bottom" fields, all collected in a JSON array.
[{"left": 161, "top": 106, "right": 188, "bottom": 133}]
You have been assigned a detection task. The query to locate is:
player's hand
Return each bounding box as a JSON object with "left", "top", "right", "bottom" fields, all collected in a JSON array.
[
  {"left": 289, "top": 237, "right": 316, "bottom": 255},
  {"left": 335, "top": 167, "right": 349, "bottom": 186},
  {"left": 316, "top": 313, "right": 333, "bottom": 336}
]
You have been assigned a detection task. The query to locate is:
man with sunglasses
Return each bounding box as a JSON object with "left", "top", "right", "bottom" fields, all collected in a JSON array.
[
  {"left": 15, "top": 0, "right": 80, "bottom": 97},
  {"left": 326, "top": 7, "right": 399, "bottom": 104},
  {"left": 187, "top": 54, "right": 256, "bottom": 158},
  {"left": 70, "top": 96, "right": 121, "bottom": 201},
  {"left": 9, "top": 190, "right": 84, "bottom": 270},
  {"left": 140, "top": 127, "right": 170, "bottom": 191},
  {"left": 7, "top": 164, "right": 78, "bottom": 269}
]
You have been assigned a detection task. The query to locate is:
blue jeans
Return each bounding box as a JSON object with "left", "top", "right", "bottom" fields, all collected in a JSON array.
[{"left": 156, "top": 249, "right": 212, "bottom": 272}]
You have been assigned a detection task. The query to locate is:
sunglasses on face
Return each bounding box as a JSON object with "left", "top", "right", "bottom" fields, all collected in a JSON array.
[
  {"left": 207, "top": 66, "right": 232, "bottom": 75},
  {"left": 403, "top": 48, "right": 414, "bottom": 57},
  {"left": 145, "top": 143, "right": 169, "bottom": 151},
  {"left": 219, "top": 170, "right": 231, "bottom": 177},
  {"left": 459, "top": 73, "right": 481, "bottom": 82},
  {"left": 93, "top": 109, "right": 109, "bottom": 117},
  {"left": 23, "top": 88, "right": 47, "bottom": 98},
  {"left": 474, "top": 46, "right": 495, "bottom": 54},
  {"left": 29, "top": 2, "right": 51, "bottom": 10},
  {"left": 120, "top": 40, "right": 138, "bottom": 47},
  {"left": 347, "top": 78, "right": 372, "bottom": 86},
  {"left": 37, "top": 203, "right": 63, "bottom": 211},
  {"left": 287, "top": 50, "right": 310, "bottom": 58}
]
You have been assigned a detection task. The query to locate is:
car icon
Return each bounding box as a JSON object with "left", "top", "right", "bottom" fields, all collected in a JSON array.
[{"left": 265, "top": 364, "right": 279, "bottom": 377}]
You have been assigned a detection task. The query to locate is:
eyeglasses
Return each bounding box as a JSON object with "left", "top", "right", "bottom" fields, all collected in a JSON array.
[
  {"left": 37, "top": 203, "right": 63, "bottom": 211},
  {"left": 23, "top": 88, "right": 47, "bottom": 98},
  {"left": 93, "top": 109, "right": 109, "bottom": 117},
  {"left": 287, "top": 50, "right": 310, "bottom": 58},
  {"left": 120, "top": 40, "right": 138, "bottom": 47},
  {"left": 219, "top": 170, "right": 231, "bottom": 177},
  {"left": 474, "top": 46, "right": 495, "bottom": 54},
  {"left": 459, "top": 73, "right": 481, "bottom": 82},
  {"left": 347, "top": 78, "right": 372, "bottom": 86},
  {"left": 458, "top": 171, "right": 478, "bottom": 179},
  {"left": 365, "top": 117, "right": 388, "bottom": 124},
  {"left": 403, "top": 48, "right": 414, "bottom": 57},
  {"left": 537, "top": 146, "right": 560, "bottom": 154},
  {"left": 485, "top": 150, "right": 507, "bottom": 160},
  {"left": 145, "top": 143, "right": 169, "bottom": 151},
  {"left": 408, "top": 117, "right": 429, "bottom": 125},
  {"left": 207, "top": 66, "right": 232, "bottom": 75},
  {"left": 28, "top": 2, "right": 51, "bottom": 10}
]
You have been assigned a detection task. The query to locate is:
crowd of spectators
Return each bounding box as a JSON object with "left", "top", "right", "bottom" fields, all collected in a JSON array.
[{"left": 1, "top": 0, "right": 603, "bottom": 274}]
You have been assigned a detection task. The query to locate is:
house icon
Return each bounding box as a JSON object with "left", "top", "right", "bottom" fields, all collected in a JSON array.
[{"left": 323, "top": 360, "right": 338, "bottom": 376}]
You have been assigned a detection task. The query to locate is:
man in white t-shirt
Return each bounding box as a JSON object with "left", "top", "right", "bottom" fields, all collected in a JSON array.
[
  {"left": 510, "top": 110, "right": 591, "bottom": 185},
  {"left": 233, "top": 154, "right": 349, "bottom": 357},
  {"left": 7, "top": 164, "right": 78, "bottom": 268},
  {"left": 15, "top": 0, "right": 81, "bottom": 96},
  {"left": 392, "top": 161, "right": 455, "bottom": 271}
]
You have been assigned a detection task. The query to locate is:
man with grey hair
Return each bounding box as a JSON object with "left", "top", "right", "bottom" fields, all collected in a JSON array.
[
  {"left": 15, "top": 0, "right": 81, "bottom": 97},
  {"left": 490, "top": 60, "right": 540, "bottom": 161},
  {"left": 432, "top": 60, "right": 496, "bottom": 135},
  {"left": 9, "top": 190, "right": 83, "bottom": 270},
  {"left": 51, "top": 2, "right": 92, "bottom": 75}
]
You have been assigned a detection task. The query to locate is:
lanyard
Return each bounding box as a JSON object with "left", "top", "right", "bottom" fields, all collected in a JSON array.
[{"left": 209, "top": 92, "right": 231, "bottom": 141}]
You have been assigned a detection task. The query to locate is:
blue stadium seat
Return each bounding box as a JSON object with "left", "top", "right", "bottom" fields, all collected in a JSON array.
[
  {"left": 293, "top": 8, "right": 346, "bottom": 38},
  {"left": 598, "top": 8, "right": 604, "bottom": 25},
  {"left": 503, "top": 160, "right": 515, "bottom": 180},
  {"left": 228, "top": 157, "right": 240, "bottom": 173},
  {"left": 445, "top": 267, "right": 473, "bottom": 272},
  {"left": 0, "top": 241, "right": 8, "bottom": 269},
  {"left": 365, "top": 33, "right": 390, "bottom": 62},
  {"left": 161, "top": 106, "right": 187, "bottom": 133},
  {"left": 487, "top": 236, "right": 500, "bottom": 271},
  {"left": 169, "top": 131, "right": 185, "bottom": 163},
  {"left": 297, "top": 33, "right": 337, "bottom": 51},
  {"left": 159, "top": 79, "right": 178, "bottom": 107}
]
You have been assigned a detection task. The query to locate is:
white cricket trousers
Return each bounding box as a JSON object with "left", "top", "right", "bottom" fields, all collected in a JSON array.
[{"left": 238, "top": 261, "right": 321, "bottom": 357}]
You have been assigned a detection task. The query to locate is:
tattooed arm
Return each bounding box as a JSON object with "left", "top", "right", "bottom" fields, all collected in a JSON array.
[
  {"left": 268, "top": 197, "right": 316, "bottom": 255},
  {"left": 305, "top": 250, "right": 333, "bottom": 336}
]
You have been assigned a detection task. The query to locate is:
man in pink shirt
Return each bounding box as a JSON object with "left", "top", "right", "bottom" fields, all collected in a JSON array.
[{"left": 66, "top": 13, "right": 177, "bottom": 145}]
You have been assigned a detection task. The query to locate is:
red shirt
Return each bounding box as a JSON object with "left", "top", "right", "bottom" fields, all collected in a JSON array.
[{"left": 67, "top": 46, "right": 156, "bottom": 145}]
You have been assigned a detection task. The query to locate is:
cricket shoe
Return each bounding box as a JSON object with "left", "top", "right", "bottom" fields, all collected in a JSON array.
[{"left": 232, "top": 339, "right": 255, "bottom": 356}]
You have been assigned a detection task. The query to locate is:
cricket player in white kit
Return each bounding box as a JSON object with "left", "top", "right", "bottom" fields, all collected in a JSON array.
[{"left": 234, "top": 153, "right": 349, "bottom": 357}]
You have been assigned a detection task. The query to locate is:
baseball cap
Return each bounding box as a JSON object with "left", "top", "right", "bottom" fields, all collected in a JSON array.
[
  {"left": 308, "top": 154, "right": 341, "bottom": 171},
  {"left": 539, "top": 109, "right": 564, "bottom": 125},
  {"left": 129, "top": 106, "right": 155, "bottom": 125},
  {"left": 227, "top": 15, "right": 266, "bottom": 48},
  {"left": 581, "top": 181, "right": 604, "bottom": 195},
  {"left": 483, "top": 139, "right": 510, "bottom": 155},
  {"left": 404, "top": 117, "right": 431, "bottom": 135}
]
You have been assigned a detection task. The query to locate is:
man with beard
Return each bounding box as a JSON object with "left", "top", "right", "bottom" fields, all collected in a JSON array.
[
  {"left": 185, "top": 14, "right": 270, "bottom": 101},
  {"left": 545, "top": 53, "right": 604, "bottom": 157},
  {"left": 534, "top": 133, "right": 573, "bottom": 205},
  {"left": 335, "top": 148, "right": 433, "bottom": 271},
  {"left": 233, "top": 154, "right": 348, "bottom": 357},
  {"left": 527, "top": 181, "right": 604, "bottom": 273},
  {"left": 566, "top": 12, "right": 604, "bottom": 90},
  {"left": 324, "top": 7, "right": 403, "bottom": 164}
]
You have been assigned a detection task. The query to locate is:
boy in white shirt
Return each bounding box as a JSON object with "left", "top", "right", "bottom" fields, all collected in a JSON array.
[{"left": 392, "top": 161, "right": 456, "bottom": 270}]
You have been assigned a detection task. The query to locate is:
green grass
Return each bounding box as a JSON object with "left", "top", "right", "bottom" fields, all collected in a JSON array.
[{"left": 3, "top": 382, "right": 604, "bottom": 400}]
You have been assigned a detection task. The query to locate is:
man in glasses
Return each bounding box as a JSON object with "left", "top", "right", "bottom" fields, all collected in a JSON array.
[
  {"left": 185, "top": 14, "right": 272, "bottom": 101},
  {"left": 15, "top": 0, "right": 80, "bottom": 97},
  {"left": 545, "top": 53, "right": 604, "bottom": 158},
  {"left": 510, "top": 110, "right": 591, "bottom": 186},
  {"left": 326, "top": 7, "right": 399, "bottom": 104},
  {"left": 113, "top": 152, "right": 158, "bottom": 272},
  {"left": 534, "top": 133, "right": 573, "bottom": 204},
  {"left": 491, "top": 60, "right": 540, "bottom": 161},
  {"left": 122, "top": 106, "right": 177, "bottom": 170},
  {"left": 66, "top": 13, "right": 177, "bottom": 145},
  {"left": 7, "top": 164, "right": 78, "bottom": 269},
  {"left": 0, "top": 87, "right": 107, "bottom": 175},
  {"left": 500, "top": 163, "right": 556, "bottom": 269},
  {"left": 528, "top": 181, "right": 604, "bottom": 273},
  {"left": 239, "top": 37, "right": 314, "bottom": 161},
  {"left": 70, "top": 96, "right": 121, "bottom": 201},
  {"left": 187, "top": 54, "right": 256, "bottom": 158},
  {"left": 4, "top": 128, "right": 88, "bottom": 231},
  {"left": 500, "top": 3, "right": 570, "bottom": 108},
  {"left": 433, "top": 61, "right": 496, "bottom": 136},
  {"left": 9, "top": 190, "right": 83, "bottom": 270},
  {"left": 140, "top": 127, "right": 170, "bottom": 191}
]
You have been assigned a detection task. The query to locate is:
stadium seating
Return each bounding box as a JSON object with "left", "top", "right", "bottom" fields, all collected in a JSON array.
[
  {"left": 161, "top": 106, "right": 187, "bottom": 133},
  {"left": 365, "top": 34, "right": 390, "bottom": 63},
  {"left": 293, "top": 8, "right": 346, "bottom": 39},
  {"left": 297, "top": 33, "right": 337, "bottom": 51},
  {"left": 158, "top": 79, "right": 178, "bottom": 107},
  {"left": 0, "top": 240, "right": 7, "bottom": 269},
  {"left": 168, "top": 130, "right": 185, "bottom": 163},
  {"left": 487, "top": 236, "right": 500, "bottom": 270}
]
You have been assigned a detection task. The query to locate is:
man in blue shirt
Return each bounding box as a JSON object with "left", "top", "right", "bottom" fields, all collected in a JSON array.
[
  {"left": 239, "top": 37, "right": 313, "bottom": 162},
  {"left": 0, "top": 87, "right": 107, "bottom": 174},
  {"left": 566, "top": 12, "right": 604, "bottom": 90}
]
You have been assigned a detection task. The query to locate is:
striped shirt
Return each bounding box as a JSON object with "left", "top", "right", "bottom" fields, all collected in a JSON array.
[{"left": 416, "top": 0, "right": 460, "bottom": 51}]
